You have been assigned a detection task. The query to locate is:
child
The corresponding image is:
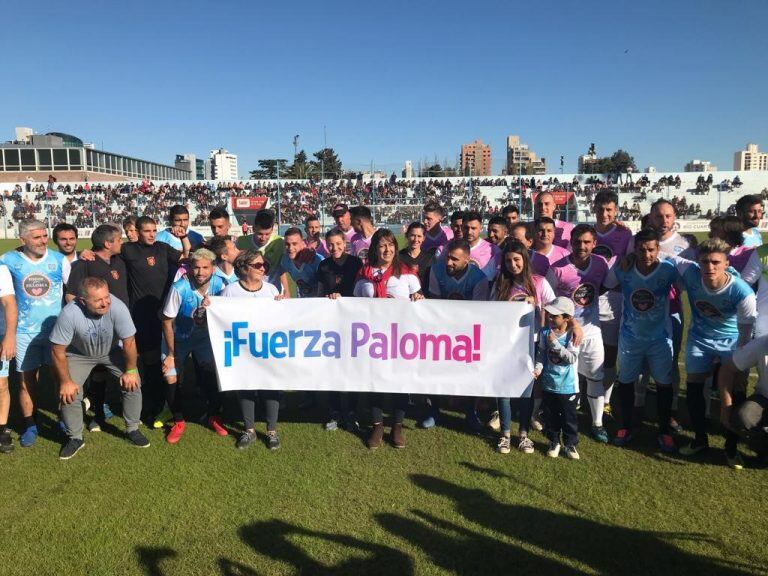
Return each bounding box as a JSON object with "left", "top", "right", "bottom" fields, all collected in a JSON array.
[{"left": 535, "top": 297, "right": 581, "bottom": 460}]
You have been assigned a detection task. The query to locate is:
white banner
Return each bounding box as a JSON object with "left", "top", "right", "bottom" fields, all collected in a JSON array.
[{"left": 207, "top": 297, "right": 535, "bottom": 397}]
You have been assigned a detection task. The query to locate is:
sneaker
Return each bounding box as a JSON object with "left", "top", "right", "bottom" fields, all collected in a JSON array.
[
  {"left": 59, "top": 438, "right": 84, "bottom": 460},
  {"left": 325, "top": 419, "right": 339, "bottom": 432},
  {"left": 680, "top": 437, "right": 709, "bottom": 456},
  {"left": 267, "top": 430, "right": 281, "bottom": 450},
  {"left": 342, "top": 413, "right": 360, "bottom": 434},
  {"left": 166, "top": 421, "right": 186, "bottom": 444},
  {"left": 391, "top": 423, "right": 406, "bottom": 449},
  {"left": 564, "top": 445, "right": 580, "bottom": 460},
  {"left": 0, "top": 429, "right": 13, "bottom": 453},
  {"left": 236, "top": 430, "right": 256, "bottom": 450},
  {"left": 497, "top": 436, "right": 511, "bottom": 454},
  {"left": 657, "top": 434, "right": 676, "bottom": 454},
  {"left": 466, "top": 412, "right": 483, "bottom": 433},
  {"left": 613, "top": 428, "right": 634, "bottom": 447},
  {"left": 208, "top": 415, "right": 228, "bottom": 437},
  {"left": 367, "top": 423, "right": 385, "bottom": 449},
  {"left": 669, "top": 418, "right": 683, "bottom": 434},
  {"left": 487, "top": 411, "right": 501, "bottom": 432},
  {"left": 153, "top": 406, "right": 172, "bottom": 429},
  {"left": 726, "top": 451, "right": 744, "bottom": 470},
  {"left": 20, "top": 425, "right": 38, "bottom": 448},
  {"left": 591, "top": 425, "right": 609, "bottom": 444},
  {"left": 127, "top": 430, "right": 150, "bottom": 448},
  {"left": 546, "top": 441, "right": 561, "bottom": 458},
  {"left": 530, "top": 418, "right": 544, "bottom": 432},
  {"left": 518, "top": 435, "right": 535, "bottom": 454},
  {"left": 88, "top": 418, "right": 105, "bottom": 433},
  {"left": 420, "top": 416, "right": 437, "bottom": 429}
]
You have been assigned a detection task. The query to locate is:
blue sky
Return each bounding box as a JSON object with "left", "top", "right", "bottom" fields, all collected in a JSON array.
[{"left": 2, "top": 0, "right": 766, "bottom": 176}]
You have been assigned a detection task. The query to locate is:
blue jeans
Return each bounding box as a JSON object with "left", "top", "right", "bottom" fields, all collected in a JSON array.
[{"left": 498, "top": 397, "right": 534, "bottom": 435}]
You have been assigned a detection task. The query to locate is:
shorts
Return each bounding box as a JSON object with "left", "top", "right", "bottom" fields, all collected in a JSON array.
[
  {"left": 17, "top": 332, "right": 51, "bottom": 373},
  {"left": 685, "top": 334, "right": 738, "bottom": 376},
  {"left": 732, "top": 335, "right": 768, "bottom": 397},
  {"left": 161, "top": 331, "right": 215, "bottom": 378},
  {"left": 618, "top": 335, "right": 673, "bottom": 385},
  {"left": 577, "top": 334, "right": 604, "bottom": 382}
]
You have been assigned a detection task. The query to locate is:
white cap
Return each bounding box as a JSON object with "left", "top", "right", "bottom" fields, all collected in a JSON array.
[{"left": 544, "top": 296, "right": 575, "bottom": 317}]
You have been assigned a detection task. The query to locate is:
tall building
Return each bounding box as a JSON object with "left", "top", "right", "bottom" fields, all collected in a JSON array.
[
  {"left": 684, "top": 159, "right": 717, "bottom": 172},
  {"left": 403, "top": 160, "right": 413, "bottom": 179},
  {"left": 174, "top": 154, "right": 197, "bottom": 178},
  {"left": 734, "top": 143, "right": 768, "bottom": 171},
  {"left": 210, "top": 148, "right": 238, "bottom": 180},
  {"left": 578, "top": 152, "right": 598, "bottom": 174},
  {"left": 460, "top": 139, "right": 492, "bottom": 176},
  {"left": 505, "top": 135, "right": 545, "bottom": 175}
]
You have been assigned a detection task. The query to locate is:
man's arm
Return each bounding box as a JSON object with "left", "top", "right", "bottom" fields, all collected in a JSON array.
[
  {"left": 52, "top": 344, "right": 78, "bottom": 404},
  {"left": 161, "top": 317, "right": 175, "bottom": 375},
  {"left": 0, "top": 295, "right": 16, "bottom": 361},
  {"left": 120, "top": 335, "right": 140, "bottom": 391}
]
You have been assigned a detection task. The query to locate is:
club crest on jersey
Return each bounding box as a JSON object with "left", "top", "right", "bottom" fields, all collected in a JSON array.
[
  {"left": 572, "top": 283, "right": 596, "bottom": 307},
  {"left": 146, "top": 256, "right": 156, "bottom": 267},
  {"left": 592, "top": 245, "right": 613, "bottom": 259},
  {"left": 357, "top": 249, "right": 369, "bottom": 261},
  {"left": 694, "top": 300, "right": 722, "bottom": 318},
  {"left": 23, "top": 273, "right": 51, "bottom": 297},
  {"left": 630, "top": 289, "right": 655, "bottom": 312}
]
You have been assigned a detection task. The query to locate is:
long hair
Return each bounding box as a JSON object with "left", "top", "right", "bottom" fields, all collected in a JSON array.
[
  {"left": 494, "top": 239, "right": 537, "bottom": 305},
  {"left": 368, "top": 228, "right": 403, "bottom": 277}
]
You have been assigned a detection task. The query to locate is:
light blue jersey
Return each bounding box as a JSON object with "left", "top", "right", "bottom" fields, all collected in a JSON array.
[
  {"left": 535, "top": 328, "right": 579, "bottom": 394},
  {"left": 167, "top": 274, "right": 226, "bottom": 340},
  {"left": 213, "top": 265, "right": 238, "bottom": 286},
  {"left": 2, "top": 249, "right": 67, "bottom": 334},
  {"left": 156, "top": 228, "right": 205, "bottom": 251},
  {"left": 279, "top": 252, "right": 324, "bottom": 298},
  {"left": 612, "top": 260, "right": 678, "bottom": 341},
  {"left": 429, "top": 260, "right": 489, "bottom": 300},
  {"left": 743, "top": 227, "right": 763, "bottom": 248}
]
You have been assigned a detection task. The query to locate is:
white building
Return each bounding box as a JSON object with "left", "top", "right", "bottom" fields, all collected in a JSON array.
[
  {"left": 210, "top": 148, "right": 238, "bottom": 180},
  {"left": 734, "top": 143, "right": 768, "bottom": 171},
  {"left": 684, "top": 159, "right": 717, "bottom": 172},
  {"left": 403, "top": 160, "right": 413, "bottom": 178}
]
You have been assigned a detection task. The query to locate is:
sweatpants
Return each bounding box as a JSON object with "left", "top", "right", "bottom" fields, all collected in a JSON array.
[
  {"left": 239, "top": 390, "right": 281, "bottom": 431},
  {"left": 542, "top": 391, "right": 579, "bottom": 447}
]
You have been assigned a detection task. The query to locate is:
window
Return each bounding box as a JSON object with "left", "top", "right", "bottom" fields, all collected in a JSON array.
[
  {"left": 4, "top": 149, "right": 19, "bottom": 170},
  {"left": 21, "top": 149, "right": 36, "bottom": 170},
  {"left": 68, "top": 149, "right": 81, "bottom": 170},
  {"left": 38, "top": 149, "right": 52, "bottom": 170},
  {"left": 53, "top": 149, "right": 68, "bottom": 169}
]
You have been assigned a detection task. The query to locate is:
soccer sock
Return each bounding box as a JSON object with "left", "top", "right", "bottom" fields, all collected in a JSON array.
[
  {"left": 686, "top": 381, "right": 707, "bottom": 441},
  {"left": 619, "top": 382, "right": 634, "bottom": 430},
  {"left": 603, "top": 366, "right": 617, "bottom": 406},
  {"left": 657, "top": 385, "right": 673, "bottom": 435},
  {"left": 24, "top": 415, "right": 35, "bottom": 428},
  {"left": 587, "top": 379, "right": 604, "bottom": 427},
  {"left": 532, "top": 397, "right": 542, "bottom": 421},
  {"left": 634, "top": 375, "right": 647, "bottom": 408}
]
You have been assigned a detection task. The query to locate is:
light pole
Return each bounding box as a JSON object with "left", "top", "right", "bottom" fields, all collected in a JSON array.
[{"left": 276, "top": 161, "right": 282, "bottom": 227}]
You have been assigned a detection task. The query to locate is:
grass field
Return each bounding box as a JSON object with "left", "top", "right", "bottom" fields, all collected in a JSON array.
[{"left": 0, "top": 235, "right": 767, "bottom": 575}]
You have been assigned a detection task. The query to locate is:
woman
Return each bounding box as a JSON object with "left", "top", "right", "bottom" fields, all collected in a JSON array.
[
  {"left": 221, "top": 250, "right": 284, "bottom": 450},
  {"left": 354, "top": 229, "right": 423, "bottom": 449},
  {"left": 492, "top": 240, "right": 555, "bottom": 455},
  {"left": 317, "top": 228, "right": 363, "bottom": 432},
  {"left": 398, "top": 222, "right": 436, "bottom": 294}
]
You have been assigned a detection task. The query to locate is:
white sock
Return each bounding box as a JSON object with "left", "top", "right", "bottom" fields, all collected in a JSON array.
[
  {"left": 588, "top": 395, "right": 605, "bottom": 427},
  {"left": 603, "top": 366, "right": 616, "bottom": 405}
]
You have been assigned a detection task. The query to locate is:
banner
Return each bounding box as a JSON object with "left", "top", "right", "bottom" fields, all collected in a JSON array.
[
  {"left": 208, "top": 297, "right": 535, "bottom": 397},
  {"left": 231, "top": 196, "right": 269, "bottom": 211}
]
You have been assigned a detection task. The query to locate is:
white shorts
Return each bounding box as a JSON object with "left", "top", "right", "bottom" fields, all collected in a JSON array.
[
  {"left": 577, "top": 335, "right": 605, "bottom": 382},
  {"left": 732, "top": 336, "right": 768, "bottom": 397}
]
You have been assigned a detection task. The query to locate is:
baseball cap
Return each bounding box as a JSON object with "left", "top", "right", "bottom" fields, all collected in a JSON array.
[
  {"left": 332, "top": 203, "right": 349, "bottom": 217},
  {"left": 543, "top": 296, "right": 575, "bottom": 317}
]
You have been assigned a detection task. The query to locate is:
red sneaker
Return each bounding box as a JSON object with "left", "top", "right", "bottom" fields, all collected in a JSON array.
[
  {"left": 208, "top": 415, "right": 228, "bottom": 437},
  {"left": 166, "top": 421, "right": 186, "bottom": 444}
]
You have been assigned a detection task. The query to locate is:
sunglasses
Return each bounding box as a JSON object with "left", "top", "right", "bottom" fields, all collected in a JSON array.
[{"left": 247, "top": 262, "right": 266, "bottom": 270}]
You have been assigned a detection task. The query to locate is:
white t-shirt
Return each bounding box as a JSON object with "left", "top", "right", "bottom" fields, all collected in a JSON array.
[
  {"left": 0, "top": 265, "right": 15, "bottom": 335},
  {"left": 221, "top": 280, "right": 280, "bottom": 299},
  {"left": 353, "top": 270, "right": 421, "bottom": 300}
]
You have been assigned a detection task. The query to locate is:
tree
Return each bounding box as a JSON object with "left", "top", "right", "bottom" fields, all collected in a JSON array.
[
  {"left": 421, "top": 164, "right": 458, "bottom": 177},
  {"left": 288, "top": 150, "right": 314, "bottom": 179},
  {"left": 610, "top": 149, "right": 636, "bottom": 174},
  {"left": 309, "top": 148, "right": 342, "bottom": 179},
  {"left": 249, "top": 159, "right": 288, "bottom": 179}
]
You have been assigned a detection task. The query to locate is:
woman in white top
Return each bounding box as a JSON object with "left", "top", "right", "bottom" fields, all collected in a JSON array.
[
  {"left": 221, "top": 250, "right": 283, "bottom": 451},
  {"left": 353, "top": 229, "right": 423, "bottom": 449}
]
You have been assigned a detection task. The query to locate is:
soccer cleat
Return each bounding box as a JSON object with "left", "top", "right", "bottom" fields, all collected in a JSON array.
[
  {"left": 0, "top": 429, "right": 13, "bottom": 453},
  {"left": 487, "top": 411, "right": 501, "bottom": 433},
  {"left": 680, "top": 438, "right": 709, "bottom": 457},
  {"left": 59, "top": 438, "right": 85, "bottom": 460},
  {"left": 613, "top": 428, "right": 634, "bottom": 447},
  {"left": 88, "top": 418, "right": 105, "bottom": 433},
  {"left": 166, "top": 421, "right": 186, "bottom": 444},
  {"left": 518, "top": 435, "right": 535, "bottom": 454},
  {"left": 657, "top": 434, "right": 676, "bottom": 454},
  {"left": 726, "top": 449, "right": 744, "bottom": 470},
  {"left": 127, "top": 430, "right": 150, "bottom": 448},
  {"left": 367, "top": 423, "right": 384, "bottom": 449},
  {"left": 208, "top": 415, "right": 228, "bottom": 437},
  {"left": 564, "top": 445, "right": 580, "bottom": 460},
  {"left": 20, "top": 425, "right": 38, "bottom": 448},
  {"left": 391, "top": 423, "right": 406, "bottom": 449},
  {"left": 153, "top": 406, "right": 172, "bottom": 429},
  {"left": 497, "top": 436, "right": 511, "bottom": 454},
  {"left": 591, "top": 425, "right": 609, "bottom": 444},
  {"left": 236, "top": 430, "right": 256, "bottom": 450},
  {"left": 420, "top": 416, "right": 437, "bottom": 429},
  {"left": 546, "top": 441, "right": 561, "bottom": 458},
  {"left": 267, "top": 430, "right": 281, "bottom": 450}
]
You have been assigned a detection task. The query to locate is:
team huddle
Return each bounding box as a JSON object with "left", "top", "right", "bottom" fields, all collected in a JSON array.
[{"left": 0, "top": 190, "right": 766, "bottom": 467}]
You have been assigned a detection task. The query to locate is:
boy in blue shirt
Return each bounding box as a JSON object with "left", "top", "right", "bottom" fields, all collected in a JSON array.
[{"left": 536, "top": 296, "right": 581, "bottom": 460}]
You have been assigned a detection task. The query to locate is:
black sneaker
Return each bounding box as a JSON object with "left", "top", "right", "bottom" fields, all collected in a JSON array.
[
  {"left": 680, "top": 437, "right": 709, "bottom": 457},
  {"left": 127, "top": 430, "right": 150, "bottom": 448},
  {"left": 267, "top": 431, "right": 281, "bottom": 450},
  {"left": 59, "top": 438, "right": 85, "bottom": 460},
  {"left": 236, "top": 430, "right": 256, "bottom": 450},
  {"left": 0, "top": 429, "right": 13, "bottom": 453}
]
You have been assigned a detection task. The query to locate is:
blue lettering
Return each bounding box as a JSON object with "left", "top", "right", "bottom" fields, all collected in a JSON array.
[
  {"left": 270, "top": 332, "right": 288, "bottom": 358},
  {"left": 304, "top": 330, "right": 321, "bottom": 357}
]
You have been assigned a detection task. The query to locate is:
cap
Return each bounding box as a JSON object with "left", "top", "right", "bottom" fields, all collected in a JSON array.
[
  {"left": 332, "top": 203, "right": 349, "bottom": 217},
  {"left": 543, "top": 296, "right": 575, "bottom": 317}
]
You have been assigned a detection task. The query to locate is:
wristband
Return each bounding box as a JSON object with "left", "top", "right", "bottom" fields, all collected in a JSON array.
[{"left": 125, "top": 368, "right": 139, "bottom": 374}]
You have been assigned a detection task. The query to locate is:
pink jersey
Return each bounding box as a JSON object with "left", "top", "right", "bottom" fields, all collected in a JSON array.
[
  {"left": 469, "top": 239, "right": 501, "bottom": 280},
  {"left": 594, "top": 225, "right": 632, "bottom": 264},
  {"left": 537, "top": 243, "right": 571, "bottom": 266},
  {"left": 341, "top": 227, "right": 356, "bottom": 255},
  {"left": 530, "top": 250, "right": 552, "bottom": 277},
  {"left": 729, "top": 245, "right": 754, "bottom": 274},
  {"left": 422, "top": 225, "right": 454, "bottom": 251},
  {"left": 506, "top": 274, "right": 556, "bottom": 330},
  {"left": 554, "top": 219, "right": 574, "bottom": 249},
  {"left": 351, "top": 232, "right": 373, "bottom": 263},
  {"left": 546, "top": 254, "right": 609, "bottom": 334}
]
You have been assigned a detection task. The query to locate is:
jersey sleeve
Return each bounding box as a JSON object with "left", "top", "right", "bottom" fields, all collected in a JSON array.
[
  {"left": 49, "top": 307, "right": 74, "bottom": 346},
  {"left": 111, "top": 298, "right": 137, "bottom": 339},
  {"left": 166, "top": 244, "right": 182, "bottom": 266},
  {"left": 740, "top": 250, "right": 761, "bottom": 286},
  {"left": 737, "top": 291, "right": 757, "bottom": 325},
  {"left": 0, "top": 266, "right": 15, "bottom": 297},
  {"left": 162, "top": 286, "right": 182, "bottom": 319},
  {"left": 539, "top": 277, "right": 556, "bottom": 305}
]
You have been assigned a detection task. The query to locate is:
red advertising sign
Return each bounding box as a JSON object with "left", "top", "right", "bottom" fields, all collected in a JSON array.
[
  {"left": 532, "top": 191, "right": 573, "bottom": 205},
  {"left": 231, "top": 196, "right": 269, "bottom": 211}
]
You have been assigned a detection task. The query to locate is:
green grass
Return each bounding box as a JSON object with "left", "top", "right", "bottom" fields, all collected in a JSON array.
[{"left": 0, "top": 235, "right": 767, "bottom": 575}]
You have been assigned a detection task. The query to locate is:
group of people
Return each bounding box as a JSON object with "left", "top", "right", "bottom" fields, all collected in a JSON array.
[{"left": 0, "top": 187, "right": 766, "bottom": 468}]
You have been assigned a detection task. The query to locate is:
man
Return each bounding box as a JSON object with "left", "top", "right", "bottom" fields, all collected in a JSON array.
[
  {"left": 121, "top": 216, "right": 190, "bottom": 424},
  {"left": 2, "top": 219, "right": 70, "bottom": 447},
  {"left": 533, "top": 217, "right": 570, "bottom": 271},
  {"left": 349, "top": 206, "right": 376, "bottom": 263},
  {"left": 425, "top": 238, "right": 490, "bottom": 430},
  {"left": 501, "top": 205, "right": 520, "bottom": 229},
  {"left": 512, "top": 222, "right": 550, "bottom": 278},
  {"left": 449, "top": 210, "right": 464, "bottom": 240},
  {"left": 546, "top": 224, "right": 611, "bottom": 443},
  {"left": 736, "top": 194, "right": 764, "bottom": 248},
  {"left": 486, "top": 216, "right": 509, "bottom": 249},
  {"left": 235, "top": 209, "right": 286, "bottom": 289},
  {"left": 460, "top": 211, "right": 501, "bottom": 281},
  {"left": 279, "top": 228, "right": 324, "bottom": 298},
  {"left": 156, "top": 205, "right": 205, "bottom": 251},
  {"left": 606, "top": 228, "right": 679, "bottom": 452},
  {"left": 53, "top": 222, "right": 79, "bottom": 264},
  {"left": 304, "top": 215, "right": 329, "bottom": 258},
  {"left": 535, "top": 191, "right": 573, "bottom": 248},
  {"left": 592, "top": 191, "right": 633, "bottom": 417},
  {"left": 123, "top": 216, "right": 138, "bottom": 243},
  {"left": 0, "top": 261, "right": 17, "bottom": 454},
  {"left": 422, "top": 202, "right": 453, "bottom": 251},
  {"left": 208, "top": 236, "right": 241, "bottom": 285},
  {"left": 51, "top": 277, "right": 148, "bottom": 460},
  {"left": 208, "top": 207, "right": 232, "bottom": 240},
  {"left": 331, "top": 203, "right": 356, "bottom": 247},
  {"left": 161, "top": 248, "right": 227, "bottom": 444}
]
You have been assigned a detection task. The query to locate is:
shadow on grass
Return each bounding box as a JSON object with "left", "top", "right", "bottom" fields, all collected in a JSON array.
[{"left": 136, "top": 546, "right": 177, "bottom": 576}]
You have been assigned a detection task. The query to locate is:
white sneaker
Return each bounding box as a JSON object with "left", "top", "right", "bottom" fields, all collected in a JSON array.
[
  {"left": 546, "top": 442, "right": 561, "bottom": 458},
  {"left": 488, "top": 411, "right": 501, "bottom": 433},
  {"left": 530, "top": 418, "right": 544, "bottom": 432},
  {"left": 564, "top": 445, "right": 580, "bottom": 460},
  {"left": 518, "top": 435, "right": 535, "bottom": 454},
  {"left": 497, "top": 435, "right": 511, "bottom": 454}
]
